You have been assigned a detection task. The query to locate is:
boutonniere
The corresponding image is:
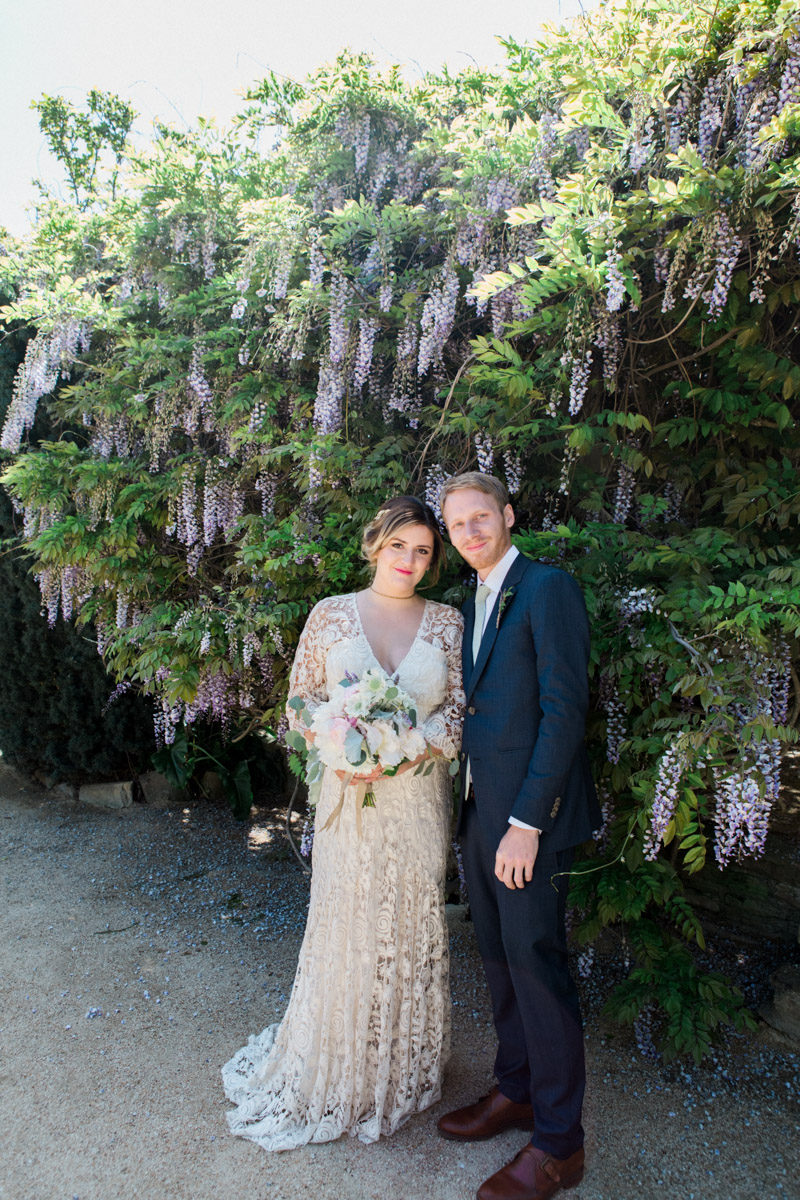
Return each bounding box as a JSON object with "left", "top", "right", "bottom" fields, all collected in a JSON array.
[{"left": 496, "top": 586, "right": 516, "bottom": 628}]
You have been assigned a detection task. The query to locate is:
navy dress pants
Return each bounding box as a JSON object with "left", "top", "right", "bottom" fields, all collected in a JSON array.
[{"left": 460, "top": 799, "right": 586, "bottom": 1158}]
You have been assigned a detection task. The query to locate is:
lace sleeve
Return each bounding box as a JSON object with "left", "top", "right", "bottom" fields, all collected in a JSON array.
[
  {"left": 420, "top": 606, "right": 465, "bottom": 760},
  {"left": 286, "top": 600, "right": 330, "bottom": 735}
]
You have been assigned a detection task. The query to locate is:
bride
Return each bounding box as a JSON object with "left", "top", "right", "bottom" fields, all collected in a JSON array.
[{"left": 222, "top": 495, "right": 465, "bottom": 1150}]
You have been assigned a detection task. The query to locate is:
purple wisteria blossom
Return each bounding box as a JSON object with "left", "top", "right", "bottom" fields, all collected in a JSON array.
[
  {"left": 703, "top": 210, "right": 743, "bottom": 318},
  {"left": 594, "top": 309, "right": 622, "bottom": 387},
  {"left": 418, "top": 264, "right": 460, "bottom": 376},
  {"left": 713, "top": 768, "right": 770, "bottom": 866},
  {"left": 612, "top": 462, "right": 635, "bottom": 524},
  {"left": 313, "top": 360, "right": 345, "bottom": 434},
  {"left": 698, "top": 75, "right": 726, "bottom": 162},
  {"left": 740, "top": 89, "right": 778, "bottom": 168},
  {"left": 475, "top": 431, "right": 494, "bottom": 474},
  {"left": 503, "top": 450, "right": 522, "bottom": 494},
  {"left": 663, "top": 481, "right": 683, "bottom": 521},
  {"left": 300, "top": 814, "right": 315, "bottom": 858},
  {"left": 604, "top": 241, "right": 627, "bottom": 312},
  {"left": 618, "top": 587, "right": 660, "bottom": 622},
  {"left": 425, "top": 464, "right": 449, "bottom": 522},
  {"left": 777, "top": 36, "right": 800, "bottom": 111},
  {"left": 187, "top": 344, "right": 215, "bottom": 431},
  {"left": 629, "top": 114, "right": 657, "bottom": 171},
  {"left": 644, "top": 744, "right": 687, "bottom": 859},
  {"left": 577, "top": 946, "right": 595, "bottom": 979},
  {"left": 485, "top": 176, "right": 519, "bottom": 215},
  {"left": 599, "top": 673, "right": 626, "bottom": 765},
  {"left": 1, "top": 319, "right": 91, "bottom": 452},
  {"left": 592, "top": 789, "right": 614, "bottom": 852},
  {"left": 561, "top": 347, "right": 593, "bottom": 416},
  {"left": 308, "top": 239, "right": 325, "bottom": 289},
  {"left": 328, "top": 271, "right": 351, "bottom": 366},
  {"left": 664, "top": 72, "right": 694, "bottom": 150},
  {"left": 455, "top": 216, "right": 487, "bottom": 267},
  {"left": 353, "top": 317, "right": 378, "bottom": 390}
]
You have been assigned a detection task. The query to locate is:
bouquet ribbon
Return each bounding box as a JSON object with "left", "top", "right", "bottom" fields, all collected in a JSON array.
[{"left": 320, "top": 776, "right": 372, "bottom": 836}]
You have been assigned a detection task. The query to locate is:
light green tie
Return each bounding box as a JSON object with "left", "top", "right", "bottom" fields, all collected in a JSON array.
[
  {"left": 466, "top": 582, "right": 491, "bottom": 800},
  {"left": 472, "top": 583, "right": 492, "bottom": 664}
]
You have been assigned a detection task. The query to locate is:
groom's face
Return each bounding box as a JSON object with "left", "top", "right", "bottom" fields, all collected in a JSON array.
[{"left": 442, "top": 487, "right": 514, "bottom": 578}]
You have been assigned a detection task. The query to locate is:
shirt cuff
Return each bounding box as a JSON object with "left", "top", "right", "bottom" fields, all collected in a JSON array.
[{"left": 508, "top": 816, "right": 541, "bottom": 834}]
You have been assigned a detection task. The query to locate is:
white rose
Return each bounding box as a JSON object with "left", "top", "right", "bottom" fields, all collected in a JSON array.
[
  {"left": 399, "top": 728, "right": 427, "bottom": 761},
  {"left": 371, "top": 721, "right": 405, "bottom": 767}
]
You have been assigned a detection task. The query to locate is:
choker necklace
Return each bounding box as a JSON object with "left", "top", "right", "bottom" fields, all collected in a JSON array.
[{"left": 369, "top": 585, "right": 416, "bottom": 600}]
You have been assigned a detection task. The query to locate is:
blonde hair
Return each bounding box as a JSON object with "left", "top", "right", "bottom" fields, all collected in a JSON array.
[
  {"left": 439, "top": 471, "right": 509, "bottom": 514},
  {"left": 361, "top": 496, "right": 445, "bottom": 584}
]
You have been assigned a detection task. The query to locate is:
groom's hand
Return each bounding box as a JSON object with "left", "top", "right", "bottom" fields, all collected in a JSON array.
[{"left": 495, "top": 826, "right": 539, "bottom": 889}]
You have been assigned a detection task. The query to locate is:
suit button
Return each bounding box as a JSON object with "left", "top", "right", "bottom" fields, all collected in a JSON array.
[{"left": 468, "top": 706, "right": 476, "bottom": 715}]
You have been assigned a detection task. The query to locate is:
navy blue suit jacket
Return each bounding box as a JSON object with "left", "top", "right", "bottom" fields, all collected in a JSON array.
[{"left": 459, "top": 552, "right": 600, "bottom": 852}]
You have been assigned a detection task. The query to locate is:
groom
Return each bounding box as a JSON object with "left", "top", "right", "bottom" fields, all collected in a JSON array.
[{"left": 438, "top": 472, "right": 600, "bottom": 1200}]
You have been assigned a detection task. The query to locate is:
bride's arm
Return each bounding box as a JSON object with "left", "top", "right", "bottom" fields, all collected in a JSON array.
[
  {"left": 286, "top": 601, "right": 329, "bottom": 742},
  {"left": 418, "top": 609, "right": 466, "bottom": 761}
]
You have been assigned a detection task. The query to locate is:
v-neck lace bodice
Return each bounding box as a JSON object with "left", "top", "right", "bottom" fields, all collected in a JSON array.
[
  {"left": 353, "top": 593, "right": 428, "bottom": 678},
  {"left": 286, "top": 593, "right": 464, "bottom": 759}
]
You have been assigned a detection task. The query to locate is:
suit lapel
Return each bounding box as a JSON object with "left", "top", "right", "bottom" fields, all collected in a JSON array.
[{"left": 464, "top": 553, "right": 530, "bottom": 702}]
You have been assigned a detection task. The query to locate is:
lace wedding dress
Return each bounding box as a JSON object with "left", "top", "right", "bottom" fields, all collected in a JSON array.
[{"left": 222, "top": 594, "right": 465, "bottom": 1151}]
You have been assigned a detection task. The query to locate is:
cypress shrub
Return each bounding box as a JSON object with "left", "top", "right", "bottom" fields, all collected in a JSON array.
[{"left": 0, "top": 309, "right": 155, "bottom": 783}]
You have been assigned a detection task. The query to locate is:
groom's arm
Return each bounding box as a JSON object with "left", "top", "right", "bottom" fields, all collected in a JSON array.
[{"left": 508, "top": 568, "right": 591, "bottom": 833}]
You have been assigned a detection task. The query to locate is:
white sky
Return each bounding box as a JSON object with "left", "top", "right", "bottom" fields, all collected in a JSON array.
[{"left": 2, "top": 0, "right": 593, "bottom": 236}]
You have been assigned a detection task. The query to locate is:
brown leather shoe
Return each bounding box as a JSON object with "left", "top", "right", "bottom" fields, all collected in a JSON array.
[
  {"left": 476, "top": 1144, "right": 585, "bottom": 1200},
  {"left": 437, "top": 1086, "right": 534, "bottom": 1141}
]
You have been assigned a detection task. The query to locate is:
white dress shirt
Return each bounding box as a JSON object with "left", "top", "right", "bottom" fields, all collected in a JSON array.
[
  {"left": 475, "top": 544, "right": 519, "bottom": 635},
  {"left": 469, "top": 545, "right": 539, "bottom": 834}
]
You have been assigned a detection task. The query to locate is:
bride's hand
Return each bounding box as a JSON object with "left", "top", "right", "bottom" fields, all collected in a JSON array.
[{"left": 335, "top": 765, "right": 383, "bottom": 783}]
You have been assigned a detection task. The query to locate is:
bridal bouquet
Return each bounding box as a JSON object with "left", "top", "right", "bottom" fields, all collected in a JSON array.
[{"left": 287, "top": 667, "right": 430, "bottom": 809}]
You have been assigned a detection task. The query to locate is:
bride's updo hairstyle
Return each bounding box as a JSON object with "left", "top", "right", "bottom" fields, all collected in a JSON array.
[{"left": 361, "top": 496, "right": 445, "bottom": 585}]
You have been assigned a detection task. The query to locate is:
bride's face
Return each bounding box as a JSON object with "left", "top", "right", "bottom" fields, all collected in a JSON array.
[{"left": 373, "top": 522, "right": 435, "bottom": 593}]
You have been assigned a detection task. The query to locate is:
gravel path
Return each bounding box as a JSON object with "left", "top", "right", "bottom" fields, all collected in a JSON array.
[{"left": 0, "top": 764, "right": 797, "bottom": 1200}]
